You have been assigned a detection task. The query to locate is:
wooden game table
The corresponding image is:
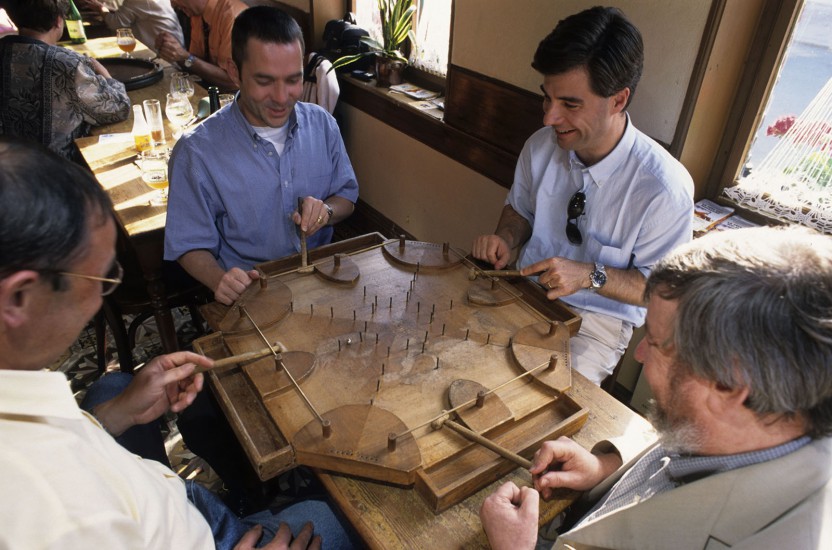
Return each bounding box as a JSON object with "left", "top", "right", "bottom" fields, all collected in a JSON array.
[{"left": 198, "top": 234, "right": 656, "bottom": 549}]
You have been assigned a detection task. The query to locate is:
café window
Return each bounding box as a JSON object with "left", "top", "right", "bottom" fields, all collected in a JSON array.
[
  {"left": 722, "top": 0, "right": 832, "bottom": 233},
  {"left": 353, "top": 0, "right": 452, "bottom": 77}
]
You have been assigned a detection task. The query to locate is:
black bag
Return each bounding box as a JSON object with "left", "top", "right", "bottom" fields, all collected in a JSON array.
[{"left": 323, "top": 12, "right": 373, "bottom": 72}]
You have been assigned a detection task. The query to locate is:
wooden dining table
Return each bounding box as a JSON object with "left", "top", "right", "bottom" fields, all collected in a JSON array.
[{"left": 71, "top": 36, "right": 205, "bottom": 354}]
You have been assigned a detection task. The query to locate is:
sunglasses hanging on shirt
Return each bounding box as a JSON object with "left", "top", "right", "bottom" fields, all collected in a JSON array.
[{"left": 566, "top": 191, "right": 586, "bottom": 245}]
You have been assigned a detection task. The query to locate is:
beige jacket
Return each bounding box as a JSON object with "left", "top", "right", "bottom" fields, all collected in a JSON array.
[{"left": 554, "top": 437, "right": 832, "bottom": 549}]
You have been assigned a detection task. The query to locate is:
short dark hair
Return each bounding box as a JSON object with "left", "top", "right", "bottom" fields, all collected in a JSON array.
[
  {"left": 2, "top": 0, "right": 69, "bottom": 33},
  {"left": 231, "top": 5, "right": 304, "bottom": 70},
  {"left": 532, "top": 6, "right": 643, "bottom": 108},
  {"left": 646, "top": 227, "right": 832, "bottom": 439},
  {"left": 0, "top": 137, "right": 113, "bottom": 281}
]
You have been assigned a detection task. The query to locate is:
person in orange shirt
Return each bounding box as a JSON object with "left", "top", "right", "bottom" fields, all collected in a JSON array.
[{"left": 156, "top": 0, "right": 246, "bottom": 91}]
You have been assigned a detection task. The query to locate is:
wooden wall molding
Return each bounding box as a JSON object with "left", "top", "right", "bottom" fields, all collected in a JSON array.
[{"left": 338, "top": 64, "right": 544, "bottom": 189}]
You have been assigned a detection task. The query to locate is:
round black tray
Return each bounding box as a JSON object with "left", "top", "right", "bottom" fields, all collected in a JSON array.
[{"left": 99, "top": 57, "right": 163, "bottom": 91}]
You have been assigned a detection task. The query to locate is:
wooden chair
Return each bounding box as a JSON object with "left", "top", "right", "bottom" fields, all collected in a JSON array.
[{"left": 94, "top": 235, "right": 210, "bottom": 374}]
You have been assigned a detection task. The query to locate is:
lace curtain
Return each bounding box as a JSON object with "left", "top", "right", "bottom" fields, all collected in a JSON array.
[{"left": 724, "top": 76, "right": 832, "bottom": 234}]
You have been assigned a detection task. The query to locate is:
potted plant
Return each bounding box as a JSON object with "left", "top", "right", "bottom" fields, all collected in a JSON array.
[{"left": 331, "top": 0, "right": 416, "bottom": 87}]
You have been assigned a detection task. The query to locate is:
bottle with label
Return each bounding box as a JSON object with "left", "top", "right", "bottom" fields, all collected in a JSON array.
[
  {"left": 131, "top": 105, "right": 151, "bottom": 153},
  {"left": 65, "top": 0, "right": 87, "bottom": 44},
  {"left": 208, "top": 86, "right": 220, "bottom": 114}
]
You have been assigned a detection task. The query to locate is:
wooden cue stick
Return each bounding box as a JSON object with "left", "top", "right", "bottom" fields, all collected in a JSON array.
[
  {"left": 193, "top": 347, "right": 275, "bottom": 373},
  {"left": 298, "top": 197, "right": 310, "bottom": 270},
  {"left": 479, "top": 269, "right": 523, "bottom": 278},
  {"left": 443, "top": 418, "right": 532, "bottom": 469}
]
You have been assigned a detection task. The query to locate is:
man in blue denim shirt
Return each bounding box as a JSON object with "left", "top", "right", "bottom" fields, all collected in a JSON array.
[{"left": 165, "top": 6, "right": 358, "bottom": 305}]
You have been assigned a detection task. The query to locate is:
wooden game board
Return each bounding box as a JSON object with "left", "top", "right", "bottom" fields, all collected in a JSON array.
[{"left": 195, "top": 233, "right": 587, "bottom": 512}]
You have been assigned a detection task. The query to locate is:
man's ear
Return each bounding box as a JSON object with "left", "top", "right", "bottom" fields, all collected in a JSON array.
[
  {"left": 704, "top": 377, "right": 751, "bottom": 417},
  {"left": 611, "top": 87, "right": 630, "bottom": 114},
  {"left": 0, "top": 271, "right": 43, "bottom": 330}
]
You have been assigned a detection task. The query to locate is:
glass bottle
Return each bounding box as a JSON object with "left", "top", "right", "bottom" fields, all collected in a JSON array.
[
  {"left": 208, "top": 86, "right": 220, "bottom": 114},
  {"left": 131, "top": 105, "right": 151, "bottom": 153},
  {"left": 65, "top": 0, "right": 87, "bottom": 44}
]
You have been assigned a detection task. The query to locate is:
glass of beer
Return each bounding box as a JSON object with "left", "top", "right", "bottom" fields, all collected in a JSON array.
[
  {"left": 116, "top": 28, "right": 136, "bottom": 58},
  {"left": 140, "top": 149, "right": 169, "bottom": 206}
]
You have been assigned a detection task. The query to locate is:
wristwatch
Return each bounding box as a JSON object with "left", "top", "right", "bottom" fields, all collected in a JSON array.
[
  {"left": 322, "top": 203, "right": 334, "bottom": 224},
  {"left": 183, "top": 54, "right": 195, "bottom": 69},
  {"left": 589, "top": 262, "right": 607, "bottom": 291}
]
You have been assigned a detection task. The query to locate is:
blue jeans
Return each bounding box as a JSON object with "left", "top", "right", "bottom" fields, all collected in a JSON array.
[
  {"left": 187, "top": 481, "right": 355, "bottom": 549},
  {"left": 82, "top": 373, "right": 357, "bottom": 549},
  {"left": 80, "top": 372, "right": 170, "bottom": 466}
]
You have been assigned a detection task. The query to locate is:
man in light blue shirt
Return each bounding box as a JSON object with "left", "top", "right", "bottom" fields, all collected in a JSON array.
[
  {"left": 472, "top": 7, "right": 693, "bottom": 384},
  {"left": 165, "top": 6, "right": 358, "bottom": 305}
]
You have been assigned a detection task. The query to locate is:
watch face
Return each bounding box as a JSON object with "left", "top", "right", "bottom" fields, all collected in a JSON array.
[{"left": 591, "top": 268, "right": 607, "bottom": 288}]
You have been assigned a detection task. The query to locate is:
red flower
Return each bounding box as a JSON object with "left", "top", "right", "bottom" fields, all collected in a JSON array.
[{"left": 767, "top": 115, "right": 796, "bottom": 137}]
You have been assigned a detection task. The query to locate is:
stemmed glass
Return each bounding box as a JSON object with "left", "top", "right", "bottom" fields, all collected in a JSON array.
[
  {"left": 165, "top": 92, "right": 195, "bottom": 139},
  {"left": 116, "top": 28, "right": 136, "bottom": 58},
  {"left": 170, "top": 72, "right": 195, "bottom": 98},
  {"left": 140, "top": 149, "right": 170, "bottom": 206}
]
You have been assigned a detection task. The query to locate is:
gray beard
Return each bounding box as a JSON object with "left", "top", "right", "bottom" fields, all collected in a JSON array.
[{"left": 644, "top": 398, "right": 705, "bottom": 455}]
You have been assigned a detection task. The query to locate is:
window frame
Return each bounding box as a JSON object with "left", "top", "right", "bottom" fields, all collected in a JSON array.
[
  {"left": 706, "top": 0, "right": 803, "bottom": 203},
  {"left": 347, "top": 0, "right": 451, "bottom": 91}
]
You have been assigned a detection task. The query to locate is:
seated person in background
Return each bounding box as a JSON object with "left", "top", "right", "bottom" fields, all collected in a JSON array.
[
  {"left": 0, "top": 137, "right": 354, "bottom": 550},
  {"left": 156, "top": 0, "right": 247, "bottom": 91},
  {"left": 77, "top": 0, "right": 185, "bottom": 53},
  {"left": 165, "top": 5, "right": 358, "bottom": 306},
  {"left": 0, "top": 0, "right": 130, "bottom": 162},
  {"left": 472, "top": 7, "right": 693, "bottom": 385},
  {"left": 481, "top": 226, "right": 832, "bottom": 549}
]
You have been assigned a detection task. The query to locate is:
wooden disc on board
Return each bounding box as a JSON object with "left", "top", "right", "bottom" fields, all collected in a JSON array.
[
  {"left": 447, "top": 379, "right": 514, "bottom": 433},
  {"left": 243, "top": 351, "right": 317, "bottom": 400},
  {"left": 218, "top": 278, "right": 292, "bottom": 334},
  {"left": 314, "top": 253, "right": 360, "bottom": 284},
  {"left": 382, "top": 238, "right": 463, "bottom": 271},
  {"left": 292, "top": 403, "right": 422, "bottom": 486},
  {"left": 467, "top": 279, "right": 519, "bottom": 307},
  {"left": 511, "top": 321, "right": 572, "bottom": 392}
]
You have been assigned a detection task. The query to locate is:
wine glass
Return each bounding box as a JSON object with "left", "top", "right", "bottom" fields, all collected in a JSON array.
[
  {"left": 170, "top": 72, "right": 195, "bottom": 98},
  {"left": 140, "top": 149, "right": 169, "bottom": 206},
  {"left": 165, "top": 92, "right": 195, "bottom": 139},
  {"left": 116, "top": 28, "right": 136, "bottom": 58}
]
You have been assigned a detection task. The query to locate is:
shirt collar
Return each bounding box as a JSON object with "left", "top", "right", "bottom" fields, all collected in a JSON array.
[
  {"left": 1, "top": 35, "right": 48, "bottom": 47},
  {"left": 665, "top": 435, "right": 812, "bottom": 485},
  {"left": 568, "top": 112, "right": 635, "bottom": 188},
  {"left": 233, "top": 100, "right": 301, "bottom": 144},
  {"left": 0, "top": 370, "right": 81, "bottom": 420}
]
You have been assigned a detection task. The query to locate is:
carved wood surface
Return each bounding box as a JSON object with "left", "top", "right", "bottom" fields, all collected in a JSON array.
[{"left": 197, "top": 235, "right": 591, "bottom": 512}]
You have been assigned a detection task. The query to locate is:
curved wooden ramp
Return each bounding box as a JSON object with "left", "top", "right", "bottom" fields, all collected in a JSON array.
[
  {"left": 218, "top": 277, "right": 292, "bottom": 334},
  {"left": 293, "top": 404, "right": 422, "bottom": 486},
  {"left": 511, "top": 321, "right": 572, "bottom": 392}
]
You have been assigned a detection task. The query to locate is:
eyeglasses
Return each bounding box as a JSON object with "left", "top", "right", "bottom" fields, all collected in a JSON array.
[
  {"left": 566, "top": 191, "right": 586, "bottom": 245},
  {"left": 56, "top": 261, "right": 123, "bottom": 296}
]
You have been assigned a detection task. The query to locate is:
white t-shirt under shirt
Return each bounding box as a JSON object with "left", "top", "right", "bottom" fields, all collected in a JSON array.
[{"left": 254, "top": 123, "right": 289, "bottom": 156}]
